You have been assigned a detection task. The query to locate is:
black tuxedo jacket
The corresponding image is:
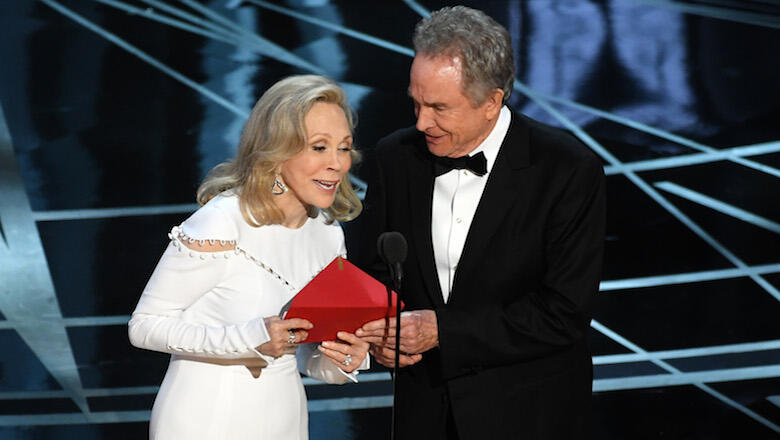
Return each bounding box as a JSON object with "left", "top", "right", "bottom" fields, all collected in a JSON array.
[{"left": 349, "top": 111, "right": 606, "bottom": 439}]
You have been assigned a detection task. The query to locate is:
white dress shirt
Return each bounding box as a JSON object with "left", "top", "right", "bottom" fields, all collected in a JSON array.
[{"left": 432, "top": 106, "right": 511, "bottom": 303}]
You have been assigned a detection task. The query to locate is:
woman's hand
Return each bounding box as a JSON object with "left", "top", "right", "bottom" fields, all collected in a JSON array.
[
  {"left": 257, "top": 316, "right": 313, "bottom": 358},
  {"left": 318, "top": 331, "right": 370, "bottom": 373}
]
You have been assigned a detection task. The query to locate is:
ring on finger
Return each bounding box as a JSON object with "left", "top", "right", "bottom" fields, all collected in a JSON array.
[
  {"left": 287, "top": 330, "right": 296, "bottom": 344},
  {"left": 342, "top": 354, "right": 352, "bottom": 366}
]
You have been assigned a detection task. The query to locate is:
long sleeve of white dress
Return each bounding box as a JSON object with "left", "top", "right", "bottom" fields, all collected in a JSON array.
[{"left": 128, "top": 204, "right": 271, "bottom": 359}]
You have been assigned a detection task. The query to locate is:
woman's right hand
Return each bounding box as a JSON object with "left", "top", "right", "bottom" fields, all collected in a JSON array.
[{"left": 257, "top": 316, "right": 313, "bottom": 358}]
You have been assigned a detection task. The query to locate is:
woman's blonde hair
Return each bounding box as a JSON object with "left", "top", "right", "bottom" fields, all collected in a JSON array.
[{"left": 197, "top": 75, "right": 362, "bottom": 226}]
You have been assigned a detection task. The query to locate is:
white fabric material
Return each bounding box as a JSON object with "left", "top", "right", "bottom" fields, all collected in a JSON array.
[
  {"left": 432, "top": 106, "right": 511, "bottom": 302},
  {"left": 129, "top": 191, "right": 366, "bottom": 439},
  {"left": 297, "top": 342, "right": 369, "bottom": 384}
]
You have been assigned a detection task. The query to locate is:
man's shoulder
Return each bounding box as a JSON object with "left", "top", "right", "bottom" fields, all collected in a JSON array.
[
  {"left": 514, "top": 113, "right": 601, "bottom": 167},
  {"left": 375, "top": 126, "right": 423, "bottom": 157}
]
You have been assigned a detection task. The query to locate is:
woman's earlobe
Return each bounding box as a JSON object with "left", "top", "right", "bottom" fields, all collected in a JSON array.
[{"left": 272, "top": 173, "right": 288, "bottom": 195}]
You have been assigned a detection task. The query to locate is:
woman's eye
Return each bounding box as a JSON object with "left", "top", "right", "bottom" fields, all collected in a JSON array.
[
  {"left": 312, "top": 145, "right": 326, "bottom": 151},
  {"left": 339, "top": 145, "right": 353, "bottom": 151}
]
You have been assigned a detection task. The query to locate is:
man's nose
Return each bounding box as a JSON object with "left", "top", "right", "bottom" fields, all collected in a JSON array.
[{"left": 416, "top": 106, "right": 435, "bottom": 132}]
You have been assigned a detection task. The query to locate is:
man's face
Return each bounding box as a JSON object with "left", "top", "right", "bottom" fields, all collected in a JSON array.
[{"left": 409, "top": 54, "right": 500, "bottom": 158}]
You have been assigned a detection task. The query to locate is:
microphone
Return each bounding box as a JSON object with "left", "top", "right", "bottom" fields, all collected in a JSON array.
[
  {"left": 377, "top": 231, "right": 407, "bottom": 286},
  {"left": 376, "top": 232, "right": 407, "bottom": 440}
]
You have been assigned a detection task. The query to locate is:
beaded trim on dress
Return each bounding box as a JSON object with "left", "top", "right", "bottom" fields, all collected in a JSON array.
[{"left": 168, "top": 226, "right": 297, "bottom": 292}]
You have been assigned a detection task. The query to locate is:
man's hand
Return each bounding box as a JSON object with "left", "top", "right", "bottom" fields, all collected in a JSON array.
[
  {"left": 369, "top": 344, "right": 423, "bottom": 368},
  {"left": 357, "top": 310, "right": 439, "bottom": 355}
]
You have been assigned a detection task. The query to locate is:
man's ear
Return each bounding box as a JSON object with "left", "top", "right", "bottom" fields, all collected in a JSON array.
[{"left": 483, "top": 88, "right": 504, "bottom": 120}]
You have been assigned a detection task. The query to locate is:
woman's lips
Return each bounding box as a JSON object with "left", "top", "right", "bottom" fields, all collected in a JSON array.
[{"left": 314, "top": 179, "right": 339, "bottom": 191}]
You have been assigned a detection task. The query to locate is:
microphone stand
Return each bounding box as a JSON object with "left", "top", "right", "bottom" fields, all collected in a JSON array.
[
  {"left": 376, "top": 231, "right": 407, "bottom": 440},
  {"left": 390, "top": 263, "right": 402, "bottom": 440}
]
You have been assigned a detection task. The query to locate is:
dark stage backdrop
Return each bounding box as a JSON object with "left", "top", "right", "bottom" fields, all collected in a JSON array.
[{"left": 0, "top": 0, "right": 778, "bottom": 438}]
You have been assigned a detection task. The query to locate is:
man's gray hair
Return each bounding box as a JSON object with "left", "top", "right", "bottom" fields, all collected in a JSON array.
[{"left": 413, "top": 6, "right": 515, "bottom": 105}]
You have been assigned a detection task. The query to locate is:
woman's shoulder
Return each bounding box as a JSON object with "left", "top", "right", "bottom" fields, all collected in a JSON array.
[
  {"left": 310, "top": 211, "right": 346, "bottom": 251},
  {"left": 311, "top": 210, "right": 344, "bottom": 232},
  {"left": 180, "top": 191, "right": 241, "bottom": 241}
]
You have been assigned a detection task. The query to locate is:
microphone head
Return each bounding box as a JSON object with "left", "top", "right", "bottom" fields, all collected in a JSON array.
[{"left": 377, "top": 231, "right": 408, "bottom": 265}]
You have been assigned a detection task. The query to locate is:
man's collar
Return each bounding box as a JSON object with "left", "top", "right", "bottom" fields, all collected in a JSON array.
[{"left": 468, "top": 105, "right": 511, "bottom": 176}]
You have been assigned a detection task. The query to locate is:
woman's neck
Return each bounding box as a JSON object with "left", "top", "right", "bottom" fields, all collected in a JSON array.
[{"left": 275, "top": 193, "right": 310, "bottom": 229}]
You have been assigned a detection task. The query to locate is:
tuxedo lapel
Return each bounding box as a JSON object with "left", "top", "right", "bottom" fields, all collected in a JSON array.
[
  {"left": 449, "top": 113, "right": 531, "bottom": 302},
  {"left": 406, "top": 142, "right": 446, "bottom": 308}
]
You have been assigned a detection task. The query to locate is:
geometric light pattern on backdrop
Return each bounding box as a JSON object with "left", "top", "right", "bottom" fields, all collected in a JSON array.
[{"left": 0, "top": 0, "right": 776, "bottom": 433}]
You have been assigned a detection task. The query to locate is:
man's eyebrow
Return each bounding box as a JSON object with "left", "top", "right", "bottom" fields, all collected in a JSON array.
[
  {"left": 420, "top": 100, "right": 446, "bottom": 108},
  {"left": 407, "top": 91, "right": 444, "bottom": 107}
]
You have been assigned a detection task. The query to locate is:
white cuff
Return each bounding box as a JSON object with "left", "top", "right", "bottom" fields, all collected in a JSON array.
[{"left": 337, "top": 353, "right": 371, "bottom": 383}]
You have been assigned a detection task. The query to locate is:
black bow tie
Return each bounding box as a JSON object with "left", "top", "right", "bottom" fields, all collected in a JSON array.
[{"left": 433, "top": 152, "right": 487, "bottom": 177}]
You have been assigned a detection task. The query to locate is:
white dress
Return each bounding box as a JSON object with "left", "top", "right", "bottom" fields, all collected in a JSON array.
[{"left": 129, "top": 191, "right": 366, "bottom": 440}]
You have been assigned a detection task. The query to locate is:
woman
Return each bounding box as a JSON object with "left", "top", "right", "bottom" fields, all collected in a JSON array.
[{"left": 129, "top": 75, "right": 369, "bottom": 439}]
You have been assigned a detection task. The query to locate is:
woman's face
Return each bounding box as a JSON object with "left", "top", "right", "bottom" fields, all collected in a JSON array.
[{"left": 279, "top": 102, "right": 353, "bottom": 210}]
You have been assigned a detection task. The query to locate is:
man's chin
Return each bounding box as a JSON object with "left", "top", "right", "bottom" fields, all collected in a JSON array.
[{"left": 426, "top": 141, "right": 452, "bottom": 157}]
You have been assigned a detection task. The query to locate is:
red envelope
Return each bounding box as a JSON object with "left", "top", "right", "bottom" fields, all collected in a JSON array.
[{"left": 284, "top": 257, "right": 402, "bottom": 342}]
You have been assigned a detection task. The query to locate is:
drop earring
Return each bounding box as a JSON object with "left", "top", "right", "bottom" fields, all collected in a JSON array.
[{"left": 271, "top": 174, "right": 287, "bottom": 195}]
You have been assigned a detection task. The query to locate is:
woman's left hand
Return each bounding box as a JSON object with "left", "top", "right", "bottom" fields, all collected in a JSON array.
[{"left": 318, "top": 331, "right": 370, "bottom": 373}]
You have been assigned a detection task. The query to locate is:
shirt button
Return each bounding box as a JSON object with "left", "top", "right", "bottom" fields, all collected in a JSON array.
[{"left": 456, "top": 218, "right": 463, "bottom": 223}]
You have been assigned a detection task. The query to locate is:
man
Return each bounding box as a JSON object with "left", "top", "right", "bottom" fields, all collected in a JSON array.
[{"left": 351, "top": 6, "right": 605, "bottom": 440}]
